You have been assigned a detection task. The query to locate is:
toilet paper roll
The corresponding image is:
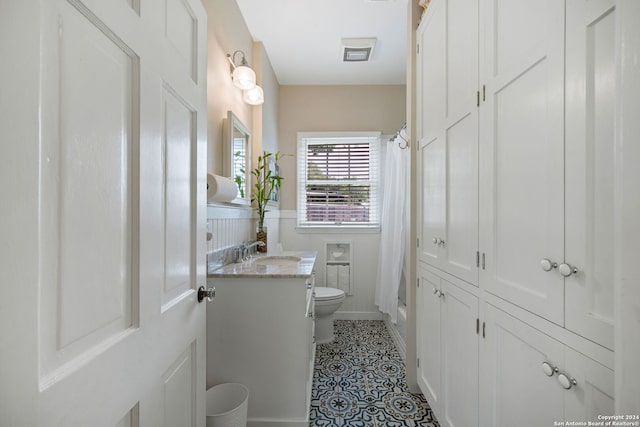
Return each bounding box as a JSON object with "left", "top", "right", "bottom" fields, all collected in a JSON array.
[
  {"left": 326, "top": 265, "right": 338, "bottom": 288},
  {"left": 207, "top": 173, "right": 238, "bottom": 202},
  {"left": 338, "top": 265, "right": 351, "bottom": 294}
]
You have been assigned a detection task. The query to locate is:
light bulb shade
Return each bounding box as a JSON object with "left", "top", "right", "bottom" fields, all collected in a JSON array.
[
  {"left": 232, "top": 65, "right": 256, "bottom": 90},
  {"left": 243, "top": 85, "right": 264, "bottom": 105}
]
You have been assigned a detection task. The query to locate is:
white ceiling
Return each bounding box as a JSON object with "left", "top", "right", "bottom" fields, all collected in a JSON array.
[{"left": 235, "top": 0, "right": 408, "bottom": 86}]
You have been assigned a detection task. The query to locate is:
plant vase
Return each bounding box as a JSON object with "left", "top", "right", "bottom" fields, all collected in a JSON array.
[{"left": 256, "top": 225, "right": 267, "bottom": 252}]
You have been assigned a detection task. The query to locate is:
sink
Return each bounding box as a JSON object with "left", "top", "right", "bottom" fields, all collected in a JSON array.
[{"left": 253, "top": 256, "right": 301, "bottom": 266}]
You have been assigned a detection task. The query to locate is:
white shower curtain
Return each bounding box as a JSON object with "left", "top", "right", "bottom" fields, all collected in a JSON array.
[{"left": 375, "top": 128, "right": 409, "bottom": 323}]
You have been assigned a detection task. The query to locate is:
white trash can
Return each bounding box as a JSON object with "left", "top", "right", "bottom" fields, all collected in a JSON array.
[{"left": 206, "top": 383, "right": 249, "bottom": 427}]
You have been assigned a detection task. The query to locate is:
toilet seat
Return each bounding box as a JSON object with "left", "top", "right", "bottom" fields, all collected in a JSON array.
[{"left": 315, "top": 286, "right": 345, "bottom": 301}]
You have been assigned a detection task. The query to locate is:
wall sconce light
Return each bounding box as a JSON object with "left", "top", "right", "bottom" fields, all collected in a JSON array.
[
  {"left": 227, "top": 50, "right": 264, "bottom": 105},
  {"left": 243, "top": 85, "right": 264, "bottom": 105}
]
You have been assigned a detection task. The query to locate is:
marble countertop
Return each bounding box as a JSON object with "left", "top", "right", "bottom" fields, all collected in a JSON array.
[{"left": 207, "top": 251, "right": 317, "bottom": 278}]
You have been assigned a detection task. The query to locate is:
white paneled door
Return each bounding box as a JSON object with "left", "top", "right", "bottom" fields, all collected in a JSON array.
[
  {"left": 418, "top": 137, "right": 446, "bottom": 267},
  {"left": 417, "top": 0, "right": 478, "bottom": 285},
  {"left": 480, "top": 305, "right": 565, "bottom": 427},
  {"left": 441, "top": 0, "right": 479, "bottom": 286},
  {"left": 565, "top": 0, "right": 616, "bottom": 350},
  {"left": 479, "top": 0, "right": 565, "bottom": 324},
  {"left": 0, "top": 0, "right": 208, "bottom": 426},
  {"left": 440, "top": 280, "right": 478, "bottom": 427},
  {"left": 416, "top": 269, "right": 442, "bottom": 417}
]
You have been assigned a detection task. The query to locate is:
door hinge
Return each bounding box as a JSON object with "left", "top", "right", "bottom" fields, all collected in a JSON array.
[
  {"left": 482, "top": 321, "right": 486, "bottom": 338},
  {"left": 483, "top": 84, "right": 486, "bottom": 101},
  {"left": 476, "top": 251, "right": 480, "bottom": 268},
  {"left": 477, "top": 91, "right": 480, "bottom": 107},
  {"left": 417, "top": 237, "right": 420, "bottom": 248},
  {"left": 417, "top": 278, "right": 420, "bottom": 288},
  {"left": 482, "top": 253, "right": 486, "bottom": 270},
  {"left": 476, "top": 318, "right": 480, "bottom": 335},
  {"left": 417, "top": 357, "right": 420, "bottom": 368},
  {"left": 417, "top": 43, "right": 420, "bottom": 54}
]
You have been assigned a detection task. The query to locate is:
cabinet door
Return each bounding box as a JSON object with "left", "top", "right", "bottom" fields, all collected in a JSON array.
[
  {"left": 565, "top": 0, "right": 616, "bottom": 350},
  {"left": 563, "top": 347, "right": 614, "bottom": 421},
  {"left": 441, "top": 0, "right": 479, "bottom": 286},
  {"left": 416, "top": 268, "right": 442, "bottom": 416},
  {"left": 417, "top": 0, "right": 446, "bottom": 143},
  {"left": 441, "top": 280, "right": 479, "bottom": 427},
  {"left": 480, "top": 304, "right": 564, "bottom": 427},
  {"left": 419, "top": 136, "right": 446, "bottom": 267},
  {"left": 417, "top": 0, "right": 447, "bottom": 268},
  {"left": 479, "top": 0, "right": 566, "bottom": 324}
]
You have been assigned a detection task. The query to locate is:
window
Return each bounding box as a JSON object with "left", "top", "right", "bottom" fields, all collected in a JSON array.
[{"left": 297, "top": 132, "right": 381, "bottom": 228}]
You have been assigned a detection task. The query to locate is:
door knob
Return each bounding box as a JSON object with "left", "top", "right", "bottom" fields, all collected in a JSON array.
[
  {"left": 198, "top": 286, "right": 216, "bottom": 303},
  {"left": 542, "top": 361, "right": 558, "bottom": 377},
  {"left": 557, "top": 372, "right": 577, "bottom": 389},
  {"left": 558, "top": 263, "right": 578, "bottom": 277},
  {"left": 433, "top": 288, "right": 439, "bottom": 295},
  {"left": 541, "top": 258, "right": 558, "bottom": 272}
]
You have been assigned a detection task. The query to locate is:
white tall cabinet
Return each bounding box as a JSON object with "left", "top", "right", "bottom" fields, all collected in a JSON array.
[{"left": 415, "top": 0, "right": 617, "bottom": 425}]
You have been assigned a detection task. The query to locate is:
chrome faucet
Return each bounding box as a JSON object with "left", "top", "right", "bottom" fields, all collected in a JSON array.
[
  {"left": 234, "top": 241, "right": 266, "bottom": 262},
  {"left": 243, "top": 241, "right": 265, "bottom": 260}
]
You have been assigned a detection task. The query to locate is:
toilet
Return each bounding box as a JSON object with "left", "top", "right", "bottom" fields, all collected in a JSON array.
[{"left": 313, "top": 287, "right": 346, "bottom": 344}]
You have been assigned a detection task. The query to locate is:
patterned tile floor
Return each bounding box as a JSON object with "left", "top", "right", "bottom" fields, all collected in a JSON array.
[{"left": 310, "top": 320, "right": 440, "bottom": 426}]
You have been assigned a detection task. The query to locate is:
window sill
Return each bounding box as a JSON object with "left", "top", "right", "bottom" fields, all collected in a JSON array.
[{"left": 295, "top": 226, "right": 380, "bottom": 234}]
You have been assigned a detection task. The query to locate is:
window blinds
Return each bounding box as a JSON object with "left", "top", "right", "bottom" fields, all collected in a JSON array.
[{"left": 297, "top": 133, "right": 380, "bottom": 227}]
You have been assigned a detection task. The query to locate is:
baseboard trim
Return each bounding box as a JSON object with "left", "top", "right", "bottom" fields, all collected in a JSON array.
[
  {"left": 247, "top": 417, "right": 308, "bottom": 427},
  {"left": 334, "top": 311, "right": 384, "bottom": 321},
  {"left": 385, "top": 314, "right": 407, "bottom": 361}
]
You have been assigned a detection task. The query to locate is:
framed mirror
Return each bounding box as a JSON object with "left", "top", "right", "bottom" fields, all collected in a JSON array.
[{"left": 223, "top": 111, "right": 251, "bottom": 203}]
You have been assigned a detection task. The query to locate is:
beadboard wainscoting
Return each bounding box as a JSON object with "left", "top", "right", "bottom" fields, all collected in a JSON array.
[
  {"left": 279, "top": 210, "right": 383, "bottom": 320},
  {"left": 207, "top": 204, "right": 280, "bottom": 256}
]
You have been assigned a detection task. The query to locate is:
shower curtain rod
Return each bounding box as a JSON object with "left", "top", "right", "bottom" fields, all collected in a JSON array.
[{"left": 389, "top": 122, "right": 409, "bottom": 149}]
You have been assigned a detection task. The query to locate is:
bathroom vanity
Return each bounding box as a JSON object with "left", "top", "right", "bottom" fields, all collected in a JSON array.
[{"left": 206, "top": 252, "right": 316, "bottom": 427}]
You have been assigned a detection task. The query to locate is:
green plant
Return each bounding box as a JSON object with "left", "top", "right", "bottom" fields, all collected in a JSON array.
[
  {"left": 233, "top": 150, "right": 245, "bottom": 198},
  {"left": 251, "top": 151, "right": 285, "bottom": 229}
]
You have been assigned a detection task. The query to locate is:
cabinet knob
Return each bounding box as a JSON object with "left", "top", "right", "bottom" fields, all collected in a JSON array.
[
  {"left": 433, "top": 237, "right": 443, "bottom": 245},
  {"left": 541, "top": 362, "right": 558, "bottom": 377},
  {"left": 557, "top": 372, "right": 577, "bottom": 389},
  {"left": 558, "top": 263, "right": 578, "bottom": 277},
  {"left": 541, "top": 258, "right": 558, "bottom": 272},
  {"left": 439, "top": 239, "right": 446, "bottom": 247}
]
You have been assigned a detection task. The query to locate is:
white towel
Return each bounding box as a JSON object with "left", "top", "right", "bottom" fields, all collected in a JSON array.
[
  {"left": 326, "top": 265, "right": 338, "bottom": 288},
  {"left": 338, "top": 265, "right": 350, "bottom": 295}
]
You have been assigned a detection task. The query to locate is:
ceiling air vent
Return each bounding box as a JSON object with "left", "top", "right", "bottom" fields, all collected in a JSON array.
[{"left": 341, "top": 38, "right": 377, "bottom": 62}]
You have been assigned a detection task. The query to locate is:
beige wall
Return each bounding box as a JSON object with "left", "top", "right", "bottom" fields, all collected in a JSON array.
[
  {"left": 278, "top": 85, "right": 406, "bottom": 210},
  {"left": 203, "top": 0, "right": 279, "bottom": 177},
  {"left": 203, "top": 0, "right": 253, "bottom": 176},
  {"left": 253, "top": 42, "right": 280, "bottom": 155}
]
